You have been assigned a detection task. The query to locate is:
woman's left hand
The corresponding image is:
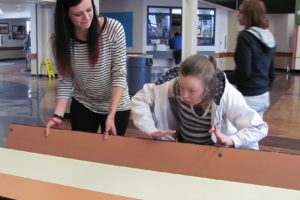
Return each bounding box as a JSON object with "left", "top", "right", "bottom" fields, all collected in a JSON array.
[
  {"left": 209, "top": 125, "right": 234, "bottom": 147},
  {"left": 103, "top": 117, "right": 117, "bottom": 140}
]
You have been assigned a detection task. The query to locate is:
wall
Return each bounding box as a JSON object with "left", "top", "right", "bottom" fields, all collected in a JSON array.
[
  {"left": 143, "top": 0, "right": 228, "bottom": 54},
  {"left": 268, "top": 14, "right": 294, "bottom": 53},
  {"left": 268, "top": 14, "right": 294, "bottom": 69},
  {"left": 0, "top": 18, "right": 29, "bottom": 60},
  {"left": 30, "top": 3, "right": 38, "bottom": 75},
  {"left": 196, "top": 4, "right": 229, "bottom": 54},
  {"left": 100, "top": 0, "right": 227, "bottom": 54},
  {"left": 213, "top": 8, "right": 230, "bottom": 70},
  {"left": 144, "top": 0, "right": 182, "bottom": 53},
  {"left": 36, "top": 4, "right": 56, "bottom": 75},
  {"left": 221, "top": 11, "right": 295, "bottom": 71},
  {"left": 100, "top": 0, "right": 144, "bottom": 53},
  {"left": 100, "top": 0, "right": 230, "bottom": 69},
  {"left": 0, "top": 48, "right": 25, "bottom": 60},
  {"left": 221, "top": 10, "right": 238, "bottom": 71},
  {"left": 0, "top": 18, "right": 28, "bottom": 47},
  {"left": 2, "top": 0, "right": 294, "bottom": 72}
]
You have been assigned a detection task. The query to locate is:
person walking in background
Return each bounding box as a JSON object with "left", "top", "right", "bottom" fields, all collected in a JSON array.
[
  {"left": 227, "top": 0, "right": 276, "bottom": 117},
  {"left": 23, "top": 34, "right": 30, "bottom": 52},
  {"left": 173, "top": 32, "right": 182, "bottom": 66},
  {"left": 131, "top": 55, "right": 267, "bottom": 150},
  {"left": 23, "top": 33, "right": 31, "bottom": 71},
  {"left": 45, "top": 0, "right": 131, "bottom": 138}
]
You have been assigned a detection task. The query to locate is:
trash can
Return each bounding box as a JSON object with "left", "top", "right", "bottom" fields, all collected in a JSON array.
[{"left": 126, "top": 54, "right": 153, "bottom": 95}]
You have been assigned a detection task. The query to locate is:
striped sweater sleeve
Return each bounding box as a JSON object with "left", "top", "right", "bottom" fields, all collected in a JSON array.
[
  {"left": 109, "top": 19, "right": 127, "bottom": 88},
  {"left": 50, "top": 35, "right": 74, "bottom": 99},
  {"left": 57, "top": 74, "right": 74, "bottom": 99}
]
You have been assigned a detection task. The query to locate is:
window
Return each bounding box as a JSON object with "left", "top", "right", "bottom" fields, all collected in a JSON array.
[
  {"left": 147, "top": 7, "right": 171, "bottom": 45},
  {"left": 197, "top": 8, "right": 215, "bottom": 45},
  {"left": 26, "top": 20, "right": 31, "bottom": 34},
  {"left": 0, "top": 23, "right": 9, "bottom": 34},
  {"left": 147, "top": 6, "right": 215, "bottom": 46},
  {"left": 12, "top": 25, "right": 26, "bottom": 40}
]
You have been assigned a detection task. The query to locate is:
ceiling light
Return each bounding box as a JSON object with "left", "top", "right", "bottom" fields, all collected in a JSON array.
[{"left": 0, "top": 8, "right": 3, "bottom": 15}]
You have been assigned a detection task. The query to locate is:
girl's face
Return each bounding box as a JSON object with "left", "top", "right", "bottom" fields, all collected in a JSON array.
[
  {"left": 178, "top": 75, "right": 206, "bottom": 106},
  {"left": 237, "top": 6, "right": 245, "bottom": 26},
  {"left": 68, "top": 0, "right": 94, "bottom": 31}
]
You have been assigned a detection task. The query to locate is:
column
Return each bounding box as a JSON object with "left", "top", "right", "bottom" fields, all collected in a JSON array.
[
  {"left": 36, "top": 3, "right": 55, "bottom": 76},
  {"left": 182, "top": 0, "right": 198, "bottom": 60}
]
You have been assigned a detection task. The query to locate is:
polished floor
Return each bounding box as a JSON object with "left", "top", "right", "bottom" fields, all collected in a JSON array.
[{"left": 0, "top": 59, "right": 299, "bottom": 154}]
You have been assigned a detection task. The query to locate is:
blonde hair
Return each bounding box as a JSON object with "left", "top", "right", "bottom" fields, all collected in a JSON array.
[
  {"left": 180, "top": 54, "right": 216, "bottom": 83},
  {"left": 179, "top": 54, "right": 218, "bottom": 107}
]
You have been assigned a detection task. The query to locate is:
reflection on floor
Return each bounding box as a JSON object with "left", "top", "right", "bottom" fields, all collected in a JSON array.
[
  {"left": 261, "top": 72, "right": 300, "bottom": 154},
  {"left": 0, "top": 59, "right": 299, "bottom": 155}
]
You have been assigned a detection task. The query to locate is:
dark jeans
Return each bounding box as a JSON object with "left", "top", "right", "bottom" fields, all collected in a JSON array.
[
  {"left": 173, "top": 49, "right": 182, "bottom": 65},
  {"left": 70, "top": 98, "right": 130, "bottom": 136}
]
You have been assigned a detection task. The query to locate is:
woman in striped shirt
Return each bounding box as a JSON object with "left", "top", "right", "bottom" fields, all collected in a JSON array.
[
  {"left": 131, "top": 55, "right": 268, "bottom": 150},
  {"left": 45, "top": 0, "right": 131, "bottom": 138}
]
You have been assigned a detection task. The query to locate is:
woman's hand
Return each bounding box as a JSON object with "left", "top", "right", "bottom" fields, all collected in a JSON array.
[
  {"left": 45, "top": 117, "right": 62, "bottom": 137},
  {"left": 209, "top": 125, "right": 234, "bottom": 147},
  {"left": 103, "top": 117, "right": 117, "bottom": 140},
  {"left": 151, "top": 130, "right": 176, "bottom": 141}
]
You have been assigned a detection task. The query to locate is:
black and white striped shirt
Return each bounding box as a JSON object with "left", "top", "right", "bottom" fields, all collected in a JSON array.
[{"left": 56, "top": 17, "right": 131, "bottom": 114}]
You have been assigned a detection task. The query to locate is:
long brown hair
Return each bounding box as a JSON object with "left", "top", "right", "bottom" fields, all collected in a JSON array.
[
  {"left": 239, "top": 0, "right": 268, "bottom": 29},
  {"left": 53, "top": 0, "right": 100, "bottom": 76}
]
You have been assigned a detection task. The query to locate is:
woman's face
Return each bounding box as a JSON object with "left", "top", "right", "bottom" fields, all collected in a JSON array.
[
  {"left": 68, "top": 0, "right": 94, "bottom": 31},
  {"left": 237, "top": 6, "right": 245, "bottom": 26},
  {"left": 178, "top": 75, "right": 206, "bottom": 106}
]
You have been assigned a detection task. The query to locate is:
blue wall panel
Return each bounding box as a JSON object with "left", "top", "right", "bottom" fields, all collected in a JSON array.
[{"left": 102, "top": 12, "right": 133, "bottom": 47}]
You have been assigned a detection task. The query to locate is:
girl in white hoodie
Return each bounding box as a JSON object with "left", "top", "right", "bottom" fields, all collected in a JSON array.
[{"left": 131, "top": 55, "right": 268, "bottom": 150}]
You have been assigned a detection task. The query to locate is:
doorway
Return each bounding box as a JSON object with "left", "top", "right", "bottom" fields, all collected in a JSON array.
[{"left": 171, "top": 14, "right": 182, "bottom": 37}]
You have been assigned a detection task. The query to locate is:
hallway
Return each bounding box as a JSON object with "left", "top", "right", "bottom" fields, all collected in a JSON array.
[
  {"left": 0, "top": 59, "right": 299, "bottom": 154},
  {"left": 262, "top": 72, "right": 300, "bottom": 154}
]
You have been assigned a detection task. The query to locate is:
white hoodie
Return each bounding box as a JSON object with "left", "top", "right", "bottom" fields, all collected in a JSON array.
[
  {"left": 247, "top": 27, "right": 276, "bottom": 48},
  {"left": 131, "top": 76, "right": 268, "bottom": 150}
]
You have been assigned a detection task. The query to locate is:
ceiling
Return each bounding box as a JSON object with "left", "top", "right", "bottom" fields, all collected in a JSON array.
[
  {"left": 0, "top": 0, "right": 55, "bottom": 19},
  {"left": 203, "top": 0, "right": 296, "bottom": 13},
  {"left": 0, "top": 2, "right": 32, "bottom": 19},
  {"left": 0, "top": 0, "right": 296, "bottom": 19}
]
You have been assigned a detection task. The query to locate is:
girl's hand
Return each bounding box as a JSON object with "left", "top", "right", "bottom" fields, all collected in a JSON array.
[
  {"left": 45, "top": 117, "right": 62, "bottom": 137},
  {"left": 151, "top": 130, "right": 176, "bottom": 141},
  {"left": 103, "top": 117, "right": 117, "bottom": 140},
  {"left": 209, "top": 125, "right": 234, "bottom": 147}
]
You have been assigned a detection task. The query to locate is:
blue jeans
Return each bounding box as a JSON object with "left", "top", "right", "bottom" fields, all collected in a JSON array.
[{"left": 244, "top": 92, "right": 270, "bottom": 117}]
